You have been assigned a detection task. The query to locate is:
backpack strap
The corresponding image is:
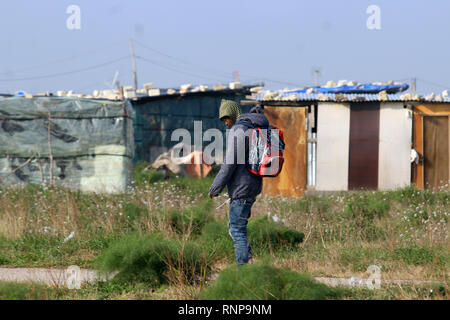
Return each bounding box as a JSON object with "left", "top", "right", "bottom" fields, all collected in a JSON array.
[
  {"left": 235, "top": 120, "right": 255, "bottom": 129},
  {"left": 235, "top": 120, "right": 270, "bottom": 130}
]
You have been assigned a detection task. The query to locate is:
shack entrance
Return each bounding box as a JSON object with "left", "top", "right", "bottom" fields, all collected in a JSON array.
[
  {"left": 348, "top": 102, "right": 380, "bottom": 190},
  {"left": 423, "top": 116, "right": 449, "bottom": 189}
]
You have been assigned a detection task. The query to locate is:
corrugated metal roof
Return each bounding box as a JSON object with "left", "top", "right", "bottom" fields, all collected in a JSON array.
[{"left": 256, "top": 92, "right": 450, "bottom": 103}]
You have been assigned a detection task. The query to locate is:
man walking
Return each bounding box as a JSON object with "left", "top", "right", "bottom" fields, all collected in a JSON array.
[{"left": 209, "top": 99, "right": 269, "bottom": 266}]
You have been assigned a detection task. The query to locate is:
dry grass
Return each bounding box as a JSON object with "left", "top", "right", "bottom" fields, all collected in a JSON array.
[
  {"left": 0, "top": 177, "right": 448, "bottom": 300},
  {"left": 251, "top": 189, "right": 449, "bottom": 289}
]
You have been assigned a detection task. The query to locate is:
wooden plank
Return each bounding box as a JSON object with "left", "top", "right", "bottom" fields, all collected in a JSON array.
[
  {"left": 413, "top": 113, "right": 424, "bottom": 188},
  {"left": 414, "top": 104, "right": 450, "bottom": 115},
  {"left": 348, "top": 103, "right": 380, "bottom": 190},
  {"left": 262, "top": 106, "right": 307, "bottom": 197}
]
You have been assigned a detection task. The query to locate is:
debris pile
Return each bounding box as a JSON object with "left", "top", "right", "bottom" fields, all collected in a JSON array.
[
  {"left": 45, "top": 81, "right": 257, "bottom": 101},
  {"left": 147, "top": 143, "right": 214, "bottom": 179}
]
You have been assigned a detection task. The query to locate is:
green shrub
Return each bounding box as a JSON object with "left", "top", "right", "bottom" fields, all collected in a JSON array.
[
  {"left": 0, "top": 234, "right": 116, "bottom": 268},
  {"left": 199, "top": 263, "right": 345, "bottom": 300},
  {"left": 199, "top": 221, "right": 234, "bottom": 259},
  {"left": 248, "top": 216, "right": 304, "bottom": 253},
  {"left": 0, "top": 282, "right": 51, "bottom": 300},
  {"left": 120, "top": 202, "right": 149, "bottom": 230},
  {"left": 199, "top": 216, "right": 304, "bottom": 261},
  {"left": 394, "top": 246, "right": 440, "bottom": 266},
  {"left": 133, "top": 162, "right": 167, "bottom": 186},
  {"left": 170, "top": 176, "right": 215, "bottom": 197},
  {"left": 343, "top": 194, "right": 389, "bottom": 241},
  {"left": 96, "top": 233, "right": 211, "bottom": 287},
  {"left": 344, "top": 195, "right": 390, "bottom": 220},
  {"left": 164, "top": 200, "right": 214, "bottom": 236}
]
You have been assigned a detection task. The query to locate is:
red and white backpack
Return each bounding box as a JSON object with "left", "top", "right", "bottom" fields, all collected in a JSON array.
[{"left": 236, "top": 121, "right": 285, "bottom": 177}]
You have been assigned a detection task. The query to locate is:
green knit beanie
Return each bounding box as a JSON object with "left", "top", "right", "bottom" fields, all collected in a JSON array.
[{"left": 219, "top": 99, "right": 242, "bottom": 123}]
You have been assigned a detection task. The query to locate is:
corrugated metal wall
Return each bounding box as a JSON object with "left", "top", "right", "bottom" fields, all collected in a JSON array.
[{"left": 132, "top": 93, "right": 251, "bottom": 163}]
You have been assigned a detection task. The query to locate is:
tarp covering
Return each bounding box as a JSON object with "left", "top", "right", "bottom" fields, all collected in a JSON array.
[
  {"left": 256, "top": 83, "right": 410, "bottom": 101},
  {"left": 0, "top": 96, "right": 134, "bottom": 193},
  {"left": 285, "top": 83, "right": 409, "bottom": 94}
]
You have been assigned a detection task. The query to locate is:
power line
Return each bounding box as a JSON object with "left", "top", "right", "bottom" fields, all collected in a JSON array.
[
  {"left": 417, "top": 78, "right": 450, "bottom": 90},
  {"left": 133, "top": 38, "right": 308, "bottom": 87},
  {"left": 0, "top": 42, "right": 124, "bottom": 76},
  {"left": 134, "top": 39, "right": 234, "bottom": 80},
  {"left": 0, "top": 56, "right": 130, "bottom": 82},
  {"left": 136, "top": 56, "right": 229, "bottom": 83}
]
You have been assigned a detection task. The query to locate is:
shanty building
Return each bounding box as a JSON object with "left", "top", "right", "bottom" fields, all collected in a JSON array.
[
  {"left": 130, "top": 84, "right": 259, "bottom": 163},
  {"left": 412, "top": 102, "right": 450, "bottom": 190},
  {"left": 0, "top": 96, "right": 134, "bottom": 193},
  {"left": 246, "top": 83, "right": 450, "bottom": 196}
]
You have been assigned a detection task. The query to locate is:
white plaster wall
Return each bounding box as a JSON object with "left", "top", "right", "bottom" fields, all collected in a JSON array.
[
  {"left": 316, "top": 102, "right": 350, "bottom": 191},
  {"left": 378, "top": 103, "right": 412, "bottom": 190}
]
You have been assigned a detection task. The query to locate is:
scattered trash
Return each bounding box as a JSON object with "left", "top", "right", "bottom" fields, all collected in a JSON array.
[
  {"left": 148, "top": 143, "right": 213, "bottom": 179},
  {"left": 63, "top": 231, "right": 75, "bottom": 244},
  {"left": 348, "top": 265, "right": 382, "bottom": 289},
  {"left": 348, "top": 277, "right": 364, "bottom": 287},
  {"left": 267, "top": 212, "right": 286, "bottom": 224},
  {"left": 216, "top": 198, "right": 230, "bottom": 210}
]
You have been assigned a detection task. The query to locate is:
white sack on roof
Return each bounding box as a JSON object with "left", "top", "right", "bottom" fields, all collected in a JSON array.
[
  {"left": 425, "top": 93, "right": 436, "bottom": 101},
  {"left": 213, "top": 84, "right": 227, "bottom": 91},
  {"left": 378, "top": 90, "right": 388, "bottom": 101}
]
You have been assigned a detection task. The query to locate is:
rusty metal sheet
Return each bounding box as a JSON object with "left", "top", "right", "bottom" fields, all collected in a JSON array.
[
  {"left": 262, "top": 106, "right": 307, "bottom": 197},
  {"left": 348, "top": 103, "right": 380, "bottom": 190}
]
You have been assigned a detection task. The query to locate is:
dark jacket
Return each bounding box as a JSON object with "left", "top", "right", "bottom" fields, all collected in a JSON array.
[{"left": 209, "top": 113, "right": 269, "bottom": 200}]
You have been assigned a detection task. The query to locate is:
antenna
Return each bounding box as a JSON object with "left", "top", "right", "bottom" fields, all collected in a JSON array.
[
  {"left": 313, "top": 69, "right": 321, "bottom": 86},
  {"left": 129, "top": 39, "right": 138, "bottom": 90},
  {"left": 233, "top": 70, "right": 240, "bottom": 82},
  {"left": 411, "top": 77, "right": 416, "bottom": 96},
  {"left": 104, "top": 70, "right": 120, "bottom": 89},
  {"left": 311, "top": 67, "right": 322, "bottom": 87}
]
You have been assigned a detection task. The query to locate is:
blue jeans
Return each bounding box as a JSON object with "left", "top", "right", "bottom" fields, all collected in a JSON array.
[{"left": 228, "top": 198, "right": 256, "bottom": 265}]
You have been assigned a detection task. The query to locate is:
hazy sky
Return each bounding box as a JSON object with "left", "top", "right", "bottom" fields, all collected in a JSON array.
[{"left": 0, "top": 0, "right": 449, "bottom": 95}]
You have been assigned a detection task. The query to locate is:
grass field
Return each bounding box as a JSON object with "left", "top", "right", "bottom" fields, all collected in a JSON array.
[{"left": 0, "top": 163, "right": 448, "bottom": 300}]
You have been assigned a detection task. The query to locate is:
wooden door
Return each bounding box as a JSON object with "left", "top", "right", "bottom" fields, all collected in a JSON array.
[
  {"left": 348, "top": 103, "right": 380, "bottom": 190},
  {"left": 262, "top": 106, "right": 307, "bottom": 197},
  {"left": 423, "top": 116, "right": 449, "bottom": 189}
]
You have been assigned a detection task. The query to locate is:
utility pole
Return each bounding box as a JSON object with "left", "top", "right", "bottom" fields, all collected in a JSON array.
[
  {"left": 411, "top": 77, "right": 416, "bottom": 96},
  {"left": 313, "top": 69, "right": 321, "bottom": 87},
  {"left": 129, "top": 39, "right": 138, "bottom": 90},
  {"left": 233, "top": 70, "right": 240, "bottom": 83}
]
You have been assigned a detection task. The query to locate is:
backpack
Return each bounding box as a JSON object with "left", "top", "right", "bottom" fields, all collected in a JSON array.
[{"left": 235, "top": 120, "right": 286, "bottom": 177}]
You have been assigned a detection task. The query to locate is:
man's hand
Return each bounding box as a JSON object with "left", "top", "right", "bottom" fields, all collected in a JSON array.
[{"left": 209, "top": 193, "right": 217, "bottom": 199}]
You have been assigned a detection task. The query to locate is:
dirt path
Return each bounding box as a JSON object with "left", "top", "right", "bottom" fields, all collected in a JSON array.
[
  {"left": 0, "top": 267, "right": 115, "bottom": 287},
  {"left": 0, "top": 267, "right": 438, "bottom": 288}
]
